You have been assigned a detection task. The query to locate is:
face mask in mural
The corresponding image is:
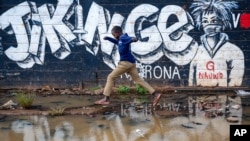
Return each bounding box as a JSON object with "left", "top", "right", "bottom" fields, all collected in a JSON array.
[
  {"left": 202, "top": 12, "right": 223, "bottom": 36},
  {"left": 203, "top": 25, "right": 222, "bottom": 36}
]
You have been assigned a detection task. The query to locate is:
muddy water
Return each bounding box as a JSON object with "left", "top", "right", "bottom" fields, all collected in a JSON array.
[{"left": 0, "top": 92, "right": 250, "bottom": 141}]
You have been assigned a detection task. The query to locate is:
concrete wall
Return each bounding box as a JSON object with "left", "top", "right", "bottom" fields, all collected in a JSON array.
[{"left": 0, "top": 0, "right": 249, "bottom": 89}]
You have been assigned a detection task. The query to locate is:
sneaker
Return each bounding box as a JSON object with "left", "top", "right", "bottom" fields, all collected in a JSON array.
[
  {"left": 153, "top": 93, "right": 161, "bottom": 107},
  {"left": 95, "top": 98, "right": 110, "bottom": 105}
]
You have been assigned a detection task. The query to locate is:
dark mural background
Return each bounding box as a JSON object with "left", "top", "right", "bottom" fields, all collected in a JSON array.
[{"left": 0, "top": 0, "right": 249, "bottom": 89}]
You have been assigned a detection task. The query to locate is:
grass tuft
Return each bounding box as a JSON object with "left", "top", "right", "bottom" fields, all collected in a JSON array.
[
  {"left": 118, "top": 85, "right": 130, "bottom": 94},
  {"left": 16, "top": 92, "right": 35, "bottom": 109},
  {"left": 49, "top": 106, "right": 66, "bottom": 116},
  {"left": 135, "top": 85, "right": 147, "bottom": 95}
]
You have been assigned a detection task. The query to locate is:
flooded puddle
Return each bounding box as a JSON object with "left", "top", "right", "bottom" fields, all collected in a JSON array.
[{"left": 0, "top": 91, "right": 250, "bottom": 141}]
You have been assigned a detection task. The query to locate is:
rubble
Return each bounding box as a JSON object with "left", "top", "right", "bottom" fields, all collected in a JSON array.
[{"left": 0, "top": 100, "right": 18, "bottom": 109}]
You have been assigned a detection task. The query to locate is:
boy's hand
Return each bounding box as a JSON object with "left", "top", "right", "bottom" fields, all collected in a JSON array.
[
  {"left": 103, "top": 36, "right": 108, "bottom": 40},
  {"left": 132, "top": 37, "right": 138, "bottom": 42}
]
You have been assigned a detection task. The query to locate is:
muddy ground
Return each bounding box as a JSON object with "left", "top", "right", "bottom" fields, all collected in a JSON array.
[{"left": 0, "top": 86, "right": 243, "bottom": 118}]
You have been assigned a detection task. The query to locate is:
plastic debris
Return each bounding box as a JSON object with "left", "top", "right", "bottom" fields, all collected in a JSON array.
[
  {"left": 235, "top": 90, "right": 250, "bottom": 96},
  {"left": 227, "top": 116, "right": 239, "bottom": 123},
  {"left": 231, "top": 104, "right": 241, "bottom": 110},
  {"left": 0, "top": 100, "right": 18, "bottom": 109},
  {"left": 136, "top": 129, "right": 145, "bottom": 137}
]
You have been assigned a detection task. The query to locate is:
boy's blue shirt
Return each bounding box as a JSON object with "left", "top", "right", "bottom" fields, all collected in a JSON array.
[{"left": 105, "top": 33, "right": 136, "bottom": 63}]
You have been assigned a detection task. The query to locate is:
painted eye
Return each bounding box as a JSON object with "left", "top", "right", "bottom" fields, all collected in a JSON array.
[
  {"left": 212, "top": 20, "right": 217, "bottom": 23},
  {"left": 202, "top": 20, "right": 208, "bottom": 24}
]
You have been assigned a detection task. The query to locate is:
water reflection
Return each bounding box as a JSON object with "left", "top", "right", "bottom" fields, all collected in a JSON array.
[
  {"left": 188, "top": 95, "right": 242, "bottom": 122},
  {"left": 11, "top": 116, "right": 51, "bottom": 141},
  {"left": 3, "top": 95, "right": 247, "bottom": 141}
]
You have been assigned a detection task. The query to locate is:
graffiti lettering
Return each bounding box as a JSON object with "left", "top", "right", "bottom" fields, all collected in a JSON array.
[
  {"left": 0, "top": 0, "right": 76, "bottom": 68},
  {"left": 206, "top": 61, "right": 214, "bottom": 71},
  {"left": 125, "top": 4, "right": 162, "bottom": 64},
  {"left": 0, "top": 1, "right": 194, "bottom": 70},
  {"left": 197, "top": 61, "right": 224, "bottom": 80},
  {"left": 0, "top": 2, "right": 32, "bottom": 62},
  {"left": 0, "top": 0, "right": 246, "bottom": 84},
  {"left": 82, "top": 2, "right": 124, "bottom": 69},
  {"left": 139, "top": 65, "right": 180, "bottom": 79},
  {"left": 38, "top": 0, "right": 76, "bottom": 58},
  {"left": 232, "top": 13, "right": 240, "bottom": 28},
  {"left": 198, "top": 72, "right": 223, "bottom": 79},
  {"left": 121, "top": 64, "right": 180, "bottom": 79}
]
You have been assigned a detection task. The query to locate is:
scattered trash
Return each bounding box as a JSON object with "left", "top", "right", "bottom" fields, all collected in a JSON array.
[
  {"left": 60, "top": 89, "right": 75, "bottom": 95},
  {"left": 182, "top": 121, "right": 203, "bottom": 129},
  {"left": 41, "top": 85, "right": 52, "bottom": 91},
  {"left": 0, "top": 100, "right": 18, "bottom": 109},
  {"left": 231, "top": 104, "right": 241, "bottom": 110},
  {"left": 227, "top": 116, "right": 239, "bottom": 123},
  {"left": 235, "top": 90, "right": 250, "bottom": 96},
  {"left": 98, "top": 124, "right": 105, "bottom": 128},
  {"left": 181, "top": 123, "right": 195, "bottom": 128},
  {"left": 192, "top": 121, "right": 202, "bottom": 125},
  {"left": 136, "top": 129, "right": 145, "bottom": 137}
]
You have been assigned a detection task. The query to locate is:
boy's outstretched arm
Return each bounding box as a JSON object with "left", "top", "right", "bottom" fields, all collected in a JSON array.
[
  {"left": 132, "top": 37, "right": 138, "bottom": 42},
  {"left": 104, "top": 36, "right": 118, "bottom": 44}
]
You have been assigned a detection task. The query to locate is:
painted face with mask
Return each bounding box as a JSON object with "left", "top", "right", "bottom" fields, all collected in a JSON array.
[{"left": 201, "top": 12, "right": 223, "bottom": 36}]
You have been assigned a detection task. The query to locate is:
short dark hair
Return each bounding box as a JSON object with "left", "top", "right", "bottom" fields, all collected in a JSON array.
[{"left": 111, "top": 26, "right": 122, "bottom": 33}]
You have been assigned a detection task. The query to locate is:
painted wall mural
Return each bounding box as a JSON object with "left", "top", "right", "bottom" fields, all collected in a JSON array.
[
  {"left": 0, "top": 0, "right": 249, "bottom": 88},
  {"left": 188, "top": 0, "right": 244, "bottom": 87}
]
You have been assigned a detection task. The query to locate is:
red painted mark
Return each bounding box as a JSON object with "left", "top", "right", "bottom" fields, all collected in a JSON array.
[
  {"left": 206, "top": 61, "right": 214, "bottom": 71},
  {"left": 240, "top": 13, "right": 250, "bottom": 29},
  {"left": 198, "top": 61, "right": 224, "bottom": 79}
]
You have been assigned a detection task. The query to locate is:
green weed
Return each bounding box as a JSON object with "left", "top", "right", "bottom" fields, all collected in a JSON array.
[
  {"left": 16, "top": 92, "right": 35, "bottom": 109},
  {"left": 90, "top": 86, "right": 101, "bottom": 91},
  {"left": 118, "top": 85, "right": 130, "bottom": 94},
  {"left": 135, "top": 85, "right": 147, "bottom": 95},
  {"left": 49, "top": 106, "right": 66, "bottom": 116}
]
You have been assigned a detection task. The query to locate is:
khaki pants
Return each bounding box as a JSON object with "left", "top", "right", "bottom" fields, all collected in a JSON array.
[{"left": 103, "top": 61, "right": 155, "bottom": 96}]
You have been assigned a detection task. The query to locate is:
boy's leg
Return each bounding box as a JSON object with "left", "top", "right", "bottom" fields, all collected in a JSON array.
[
  {"left": 103, "top": 61, "right": 133, "bottom": 96},
  {"left": 128, "top": 63, "right": 155, "bottom": 94},
  {"left": 128, "top": 64, "right": 161, "bottom": 107},
  {"left": 95, "top": 61, "right": 132, "bottom": 105}
]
